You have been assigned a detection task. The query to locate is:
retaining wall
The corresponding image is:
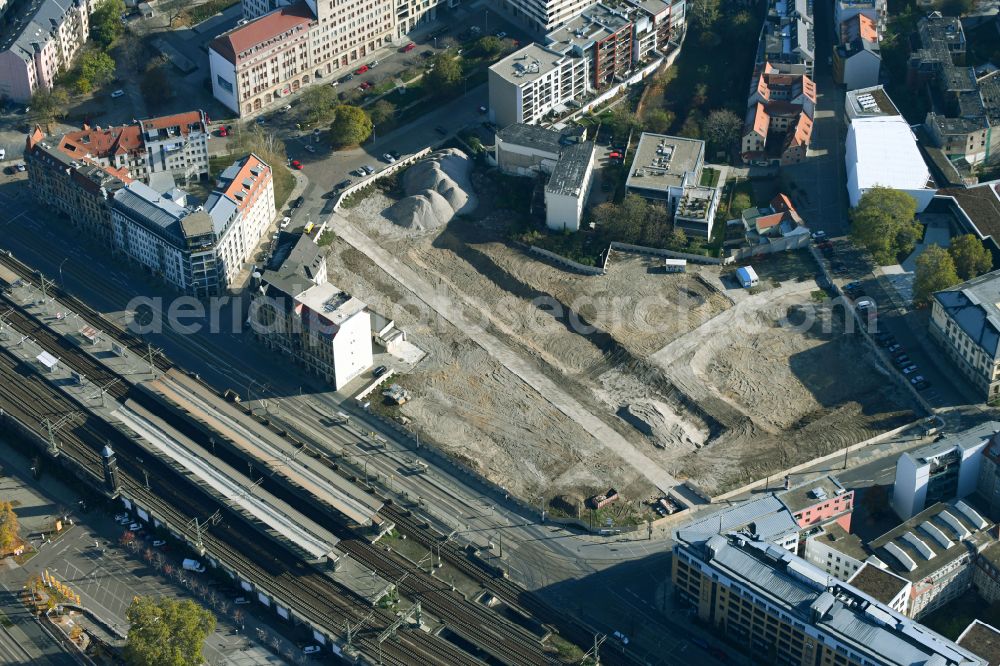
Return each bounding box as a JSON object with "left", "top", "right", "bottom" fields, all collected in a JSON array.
[
  {"left": 528, "top": 246, "right": 606, "bottom": 275},
  {"left": 332, "top": 148, "right": 432, "bottom": 212}
]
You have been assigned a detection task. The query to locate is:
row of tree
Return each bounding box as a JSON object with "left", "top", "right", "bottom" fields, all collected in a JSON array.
[{"left": 914, "top": 237, "right": 992, "bottom": 303}]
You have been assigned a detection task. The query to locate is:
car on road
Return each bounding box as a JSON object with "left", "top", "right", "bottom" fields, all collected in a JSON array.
[
  {"left": 129, "top": 522, "right": 141, "bottom": 531},
  {"left": 290, "top": 159, "right": 303, "bottom": 170},
  {"left": 335, "top": 179, "right": 351, "bottom": 190},
  {"left": 496, "top": 31, "right": 507, "bottom": 38},
  {"left": 234, "top": 597, "right": 250, "bottom": 605},
  {"left": 110, "top": 89, "right": 125, "bottom": 98},
  {"left": 339, "top": 73, "right": 355, "bottom": 83},
  {"left": 304, "top": 144, "right": 315, "bottom": 153},
  {"left": 612, "top": 630, "right": 629, "bottom": 645},
  {"left": 280, "top": 216, "right": 291, "bottom": 229},
  {"left": 887, "top": 344, "right": 903, "bottom": 354},
  {"left": 855, "top": 299, "right": 874, "bottom": 311},
  {"left": 302, "top": 645, "right": 321, "bottom": 655},
  {"left": 402, "top": 42, "right": 416, "bottom": 52},
  {"left": 16, "top": 163, "right": 25, "bottom": 173},
  {"left": 291, "top": 196, "right": 304, "bottom": 209},
  {"left": 152, "top": 539, "right": 166, "bottom": 547},
  {"left": 382, "top": 152, "right": 396, "bottom": 163},
  {"left": 363, "top": 165, "right": 375, "bottom": 175},
  {"left": 373, "top": 365, "right": 388, "bottom": 377},
  {"left": 609, "top": 151, "right": 623, "bottom": 160},
  {"left": 478, "top": 105, "right": 488, "bottom": 113},
  {"left": 355, "top": 64, "right": 369, "bottom": 74},
  {"left": 901, "top": 365, "right": 918, "bottom": 375},
  {"left": 811, "top": 230, "right": 827, "bottom": 242},
  {"left": 369, "top": 60, "right": 379, "bottom": 68},
  {"left": 279, "top": 104, "right": 291, "bottom": 112}
]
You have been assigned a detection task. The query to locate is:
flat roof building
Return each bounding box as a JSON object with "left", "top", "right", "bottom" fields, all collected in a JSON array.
[
  {"left": 845, "top": 85, "right": 900, "bottom": 122},
  {"left": 845, "top": 116, "right": 935, "bottom": 211},
  {"left": 846, "top": 563, "right": 911, "bottom": 615},
  {"left": 488, "top": 43, "right": 589, "bottom": 128},
  {"left": 544, "top": 140, "right": 596, "bottom": 231},
  {"left": 958, "top": 620, "right": 1000, "bottom": 666}
]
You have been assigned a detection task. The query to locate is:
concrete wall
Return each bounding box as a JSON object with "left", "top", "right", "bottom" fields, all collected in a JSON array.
[{"left": 209, "top": 49, "right": 239, "bottom": 114}]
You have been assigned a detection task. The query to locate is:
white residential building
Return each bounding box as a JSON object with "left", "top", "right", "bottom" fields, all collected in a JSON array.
[
  {"left": 544, "top": 141, "right": 595, "bottom": 231},
  {"left": 110, "top": 154, "right": 275, "bottom": 296},
  {"left": 488, "top": 43, "right": 589, "bottom": 129}
]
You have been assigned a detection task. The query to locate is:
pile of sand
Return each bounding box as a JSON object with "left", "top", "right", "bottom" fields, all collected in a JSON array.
[{"left": 386, "top": 149, "right": 478, "bottom": 232}]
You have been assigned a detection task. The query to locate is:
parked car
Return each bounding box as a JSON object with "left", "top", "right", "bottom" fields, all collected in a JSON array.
[
  {"left": 280, "top": 216, "right": 291, "bottom": 229},
  {"left": 303, "top": 646, "right": 321, "bottom": 655},
  {"left": 910, "top": 375, "right": 926, "bottom": 385},
  {"left": 893, "top": 355, "right": 911, "bottom": 367},
  {"left": 388, "top": 150, "right": 401, "bottom": 160},
  {"left": 887, "top": 344, "right": 903, "bottom": 354},
  {"left": 290, "top": 159, "right": 303, "bottom": 170},
  {"left": 335, "top": 179, "right": 351, "bottom": 190},
  {"left": 355, "top": 64, "right": 369, "bottom": 74},
  {"left": 373, "top": 365, "right": 388, "bottom": 377},
  {"left": 129, "top": 523, "right": 141, "bottom": 531},
  {"left": 0, "top": 148, "right": 7, "bottom": 160},
  {"left": 914, "top": 380, "right": 931, "bottom": 390},
  {"left": 843, "top": 281, "right": 862, "bottom": 293},
  {"left": 353, "top": 168, "right": 366, "bottom": 177},
  {"left": 421, "top": 50, "right": 434, "bottom": 58},
  {"left": 495, "top": 31, "right": 507, "bottom": 38},
  {"left": 114, "top": 512, "right": 128, "bottom": 521},
  {"left": 478, "top": 105, "right": 488, "bottom": 114},
  {"left": 359, "top": 81, "right": 372, "bottom": 90},
  {"left": 3, "top": 166, "right": 12, "bottom": 175},
  {"left": 304, "top": 145, "right": 316, "bottom": 153},
  {"left": 291, "top": 196, "right": 304, "bottom": 209},
  {"left": 279, "top": 104, "right": 291, "bottom": 112},
  {"left": 402, "top": 42, "right": 416, "bottom": 52},
  {"left": 152, "top": 539, "right": 166, "bottom": 547},
  {"left": 339, "top": 73, "right": 355, "bottom": 83},
  {"left": 217, "top": 126, "right": 228, "bottom": 137},
  {"left": 612, "top": 630, "right": 629, "bottom": 645},
  {"left": 16, "top": 163, "right": 25, "bottom": 173},
  {"left": 369, "top": 60, "right": 379, "bottom": 68},
  {"left": 234, "top": 597, "right": 250, "bottom": 605},
  {"left": 901, "top": 365, "right": 918, "bottom": 375},
  {"left": 811, "top": 230, "right": 827, "bottom": 241},
  {"left": 363, "top": 165, "right": 375, "bottom": 175},
  {"left": 609, "top": 151, "right": 623, "bottom": 160},
  {"left": 382, "top": 152, "right": 397, "bottom": 163},
  {"left": 110, "top": 89, "right": 125, "bottom": 98}
]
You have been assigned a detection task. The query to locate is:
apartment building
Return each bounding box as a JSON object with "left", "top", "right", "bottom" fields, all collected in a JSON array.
[
  {"left": 625, "top": 132, "right": 719, "bottom": 237},
  {"left": 803, "top": 521, "right": 869, "bottom": 581},
  {"left": 211, "top": 0, "right": 394, "bottom": 117},
  {"left": 780, "top": 476, "right": 854, "bottom": 534},
  {"left": 845, "top": 564, "right": 911, "bottom": 615},
  {"left": 25, "top": 126, "right": 131, "bottom": 242},
  {"left": 488, "top": 43, "right": 589, "bottom": 128},
  {"left": 834, "top": 0, "right": 887, "bottom": 39},
  {"left": 253, "top": 238, "right": 372, "bottom": 389},
  {"left": 110, "top": 154, "right": 274, "bottom": 296},
  {"left": 56, "top": 111, "right": 210, "bottom": 185},
  {"left": 891, "top": 422, "right": 999, "bottom": 520},
  {"left": 741, "top": 64, "right": 816, "bottom": 166},
  {"left": 833, "top": 15, "right": 880, "bottom": 91},
  {"left": 546, "top": 3, "right": 633, "bottom": 89},
  {"left": 929, "top": 270, "right": 1000, "bottom": 400},
  {"left": 672, "top": 532, "right": 985, "bottom": 665},
  {"left": 756, "top": 0, "right": 815, "bottom": 77},
  {"left": 499, "top": 0, "right": 600, "bottom": 34},
  {"left": 909, "top": 13, "right": 1000, "bottom": 170},
  {"left": 869, "top": 500, "right": 994, "bottom": 619},
  {"left": 0, "top": 0, "right": 95, "bottom": 102}
]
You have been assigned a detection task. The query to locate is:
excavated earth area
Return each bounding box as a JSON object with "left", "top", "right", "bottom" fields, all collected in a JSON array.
[{"left": 337, "top": 189, "right": 917, "bottom": 500}]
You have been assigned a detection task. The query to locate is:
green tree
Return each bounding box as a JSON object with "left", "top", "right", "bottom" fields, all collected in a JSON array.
[
  {"left": 678, "top": 111, "right": 703, "bottom": 139},
  {"left": 329, "top": 104, "right": 371, "bottom": 147},
  {"left": 703, "top": 109, "right": 743, "bottom": 151},
  {"left": 476, "top": 35, "right": 504, "bottom": 58},
  {"left": 298, "top": 84, "right": 338, "bottom": 126},
  {"left": 938, "top": 0, "right": 974, "bottom": 15},
  {"left": 369, "top": 99, "right": 396, "bottom": 126},
  {"left": 78, "top": 50, "right": 116, "bottom": 94},
  {"left": 0, "top": 501, "right": 19, "bottom": 555},
  {"left": 914, "top": 244, "right": 961, "bottom": 305},
  {"left": 849, "top": 186, "right": 921, "bottom": 265},
  {"left": 28, "top": 87, "right": 70, "bottom": 124},
  {"left": 643, "top": 108, "right": 675, "bottom": 134},
  {"left": 140, "top": 63, "right": 173, "bottom": 105},
  {"left": 124, "top": 596, "right": 216, "bottom": 666},
  {"left": 689, "top": 0, "right": 721, "bottom": 28},
  {"left": 90, "top": 0, "right": 127, "bottom": 48},
  {"left": 427, "top": 55, "right": 462, "bottom": 95},
  {"left": 948, "top": 234, "right": 993, "bottom": 280}
]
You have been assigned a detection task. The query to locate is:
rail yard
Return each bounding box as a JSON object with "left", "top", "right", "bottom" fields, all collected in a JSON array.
[{"left": 0, "top": 251, "right": 595, "bottom": 665}]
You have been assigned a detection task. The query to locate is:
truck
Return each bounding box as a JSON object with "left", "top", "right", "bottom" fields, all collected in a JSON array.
[{"left": 182, "top": 558, "right": 206, "bottom": 573}]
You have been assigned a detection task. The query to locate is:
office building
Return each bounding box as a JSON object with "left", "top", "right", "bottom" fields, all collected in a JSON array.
[
  {"left": 868, "top": 500, "right": 993, "bottom": 618},
  {"left": 930, "top": 271, "right": 1000, "bottom": 400},
  {"left": 672, "top": 531, "right": 985, "bottom": 665},
  {"left": 0, "top": 0, "right": 96, "bottom": 102},
  {"left": 254, "top": 237, "right": 372, "bottom": 389},
  {"left": 891, "top": 422, "right": 998, "bottom": 520},
  {"left": 488, "top": 44, "right": 589, "bottom": 128},
  {"left": 210, "top": 0, "right": 395, "bottom": 117}
]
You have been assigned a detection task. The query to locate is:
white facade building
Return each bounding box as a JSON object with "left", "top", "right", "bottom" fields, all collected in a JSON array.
[
  {"left": 489, "top": 43, "right": 589, "bottom": 129},
  {"left": 544, "top": 141, "right": 595, "bottom": 231},
  {"left": 845, "top": 116, "right": 936, "bottom": 211}
]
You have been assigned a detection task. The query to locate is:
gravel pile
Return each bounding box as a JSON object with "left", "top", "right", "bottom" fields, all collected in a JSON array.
[{"left": 385, "top": 149, "right": 478, "bottom": 232}]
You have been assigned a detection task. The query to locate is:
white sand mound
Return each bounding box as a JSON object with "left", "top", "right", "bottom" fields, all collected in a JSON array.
[{"left": 386, "top": 148, "right": 478, "bottom": 232}]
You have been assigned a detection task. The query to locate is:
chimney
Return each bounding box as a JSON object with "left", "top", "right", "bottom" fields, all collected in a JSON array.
[{"left": 101, "top": 443, "right": 120, "bottom": 495}]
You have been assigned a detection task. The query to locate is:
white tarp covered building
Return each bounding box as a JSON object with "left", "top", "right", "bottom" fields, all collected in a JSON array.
[{"left": 845, "top": 116, "right": 936, "bottom": 212}]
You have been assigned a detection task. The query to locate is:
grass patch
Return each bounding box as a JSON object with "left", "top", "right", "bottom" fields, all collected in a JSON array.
[
  {"left": 317, "top": 230, "right": 335, "bottom": 246},
  {"left": 522, "top": 229, "right": 605, "bottom": 267},
  {"left": 181, "top": 0, "right": 240, "bottom": 26},
  {"left": 700, "top": 167, "right": 721, "bottom": 187},
  {"left": 547, "top": 633, "right": 584, "bottom": 663},
  {"left": 811, "top": 289, "right": 829, "bottom": 302}
]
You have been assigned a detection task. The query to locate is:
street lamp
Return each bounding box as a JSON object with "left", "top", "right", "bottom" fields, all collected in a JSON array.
[{"left": 58, "top": 258, "right": 69, "bottom": 289}]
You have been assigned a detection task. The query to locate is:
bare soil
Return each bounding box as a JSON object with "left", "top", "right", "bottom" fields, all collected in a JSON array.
[{"left": 332, "top": 187, "right": 918, "bottom": 502}]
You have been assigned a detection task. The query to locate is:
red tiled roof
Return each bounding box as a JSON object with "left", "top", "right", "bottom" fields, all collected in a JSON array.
[
  {"left": 59, "top": 124, "right": 143, "bottom": 160},
  {"left": 141, "top": 111, "right": 205, "bottom": 136},
  {"left": 222, "top": 153, "right": 271, "bottom": 212},
  {"left": 771, "top": 192, "right": 795, "bottom": 213},
  {"left": 789, "top": 112, "right": 813, "bottom": 147},
  {"left": 842, "top": 14, "right": 878, "bottom": 43},
  {"left": 755, "top": 212, "right": 784, "bottom": 230},
  {"left": 210, "top": 3, "right": 314, "bottom": 64},
  {"left": 751, "top": 103, "right": 769, "bottom": 136}
]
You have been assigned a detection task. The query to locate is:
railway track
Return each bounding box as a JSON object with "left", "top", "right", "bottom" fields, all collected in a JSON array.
[
  {"left": 0, "top": 251, "right": 568, "bottom": 664},
  {"left": 0, "top": 348, "right": 483, "bottom": 666}
]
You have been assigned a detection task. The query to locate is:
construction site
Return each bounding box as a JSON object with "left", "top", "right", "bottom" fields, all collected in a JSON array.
[{"left": 332, "top": 166, "right": 919, "bottom": 505}]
